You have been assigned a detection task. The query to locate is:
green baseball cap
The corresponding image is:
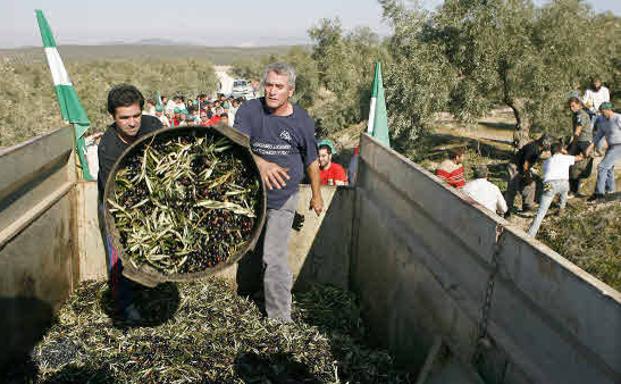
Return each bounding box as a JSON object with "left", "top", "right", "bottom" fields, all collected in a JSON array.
[
  {"left": 317, "top": 139, "right": 336, "bottom": 154},
  {"left": 599, "top": 102, "right": 614, "bottom": 111}
]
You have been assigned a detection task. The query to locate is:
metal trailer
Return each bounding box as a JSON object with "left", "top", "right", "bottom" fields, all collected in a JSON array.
[{"left": 1, "top": 127, "right": 620, "bottom": 383}]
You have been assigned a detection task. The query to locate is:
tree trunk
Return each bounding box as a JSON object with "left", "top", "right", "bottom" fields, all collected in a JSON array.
[
  {"left": 507, "top": 97, "right": 531, "bottom": 150},
  {"left": 499, "top": 59, "right": 532, "bottom": 150}
]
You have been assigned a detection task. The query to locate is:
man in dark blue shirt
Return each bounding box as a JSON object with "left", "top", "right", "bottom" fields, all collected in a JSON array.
[{"left": 234, "top": 62, "right": 323, "bottom": 322}]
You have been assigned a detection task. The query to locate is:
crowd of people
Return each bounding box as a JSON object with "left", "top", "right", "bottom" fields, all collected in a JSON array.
[
  {"left": 141, "top": 93, "right": 355, "bottom": 187},
  {"left": 142, "top": 93, "right": 244, "bottom": 129},
  {"left": 435, "top": 77, "right": 619, "bottom": 238}
]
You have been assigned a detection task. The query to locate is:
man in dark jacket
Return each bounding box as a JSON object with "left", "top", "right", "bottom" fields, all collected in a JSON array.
[
  {"left": 505, "top": 133, "right": 551, "bottom": 217},
  {"left": 97, "top": 84, "right": 162, "bottom": 321}
]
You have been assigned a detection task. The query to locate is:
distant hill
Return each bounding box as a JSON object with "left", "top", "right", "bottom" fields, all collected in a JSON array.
[{"left": 0, "top": 44, "right": 301, "bottom": 65}]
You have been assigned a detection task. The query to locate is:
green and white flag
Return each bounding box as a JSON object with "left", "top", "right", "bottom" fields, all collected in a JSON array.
[
  {"left": 156, "top": 91, "right": 163, "bottom": 110},
  {"left": 366, "top": 61, "right": 390, "bottom": 147},
  {"left": 36, "top": 9, "right": 94, "bottom": 180}
]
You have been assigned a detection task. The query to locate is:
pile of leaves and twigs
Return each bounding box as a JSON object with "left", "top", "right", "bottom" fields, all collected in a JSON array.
[
  {"left": 108, "top": 132, "right": 261, "bottom": 275},
  {"left": 538, "top": 200, "right": 621, "bottom": 291},
  {"left": 30, "top": 279, "right": 412, "bottom": 383}
]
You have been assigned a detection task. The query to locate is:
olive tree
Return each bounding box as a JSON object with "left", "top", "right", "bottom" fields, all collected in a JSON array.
[
  {"left": 308, "top": 18, "right": 389, "bottom": 135},
  {"left": 229, "top": 57, "right": 269, "bottom": 82},
  {"left": 379, "top": 0, "right": 457, "bottom": 151},
  {"left": 380, "top": 0, "right": 620, "bottom": 147}
]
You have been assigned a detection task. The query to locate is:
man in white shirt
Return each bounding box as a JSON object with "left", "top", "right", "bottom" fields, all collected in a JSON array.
[
  {"left": 463, "top": 165, "right": 507, "bottom": 216},
  {"left": 528, "top": 142, "right": 583, "bottom": 237},
  {"left": 165, "top": 96, "right": 177, "bottom": 115},
  {"left": 583, "top": 78, "right": 610, "bottom": 116},
  {"left": 228, "top": 98, "right": 240, "bottom": 127}
]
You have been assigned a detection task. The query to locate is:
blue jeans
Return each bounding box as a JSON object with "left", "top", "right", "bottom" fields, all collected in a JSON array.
[
  {"left": 528, "top": 180, "right": 569, "bottom": 237},
  {"left": 595, "top": 145, "right": 620, "bottom": 195}
]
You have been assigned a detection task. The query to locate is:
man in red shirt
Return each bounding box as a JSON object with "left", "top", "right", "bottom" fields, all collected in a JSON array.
[
  {"left": 318, "top": 139, "right": 348, "bottom": 185},
  {"left": 207, "top": 114, "right": 221, "bottom": 127},
  {"left": 435, "top": 147, "right": 466, "bottom": 188}
]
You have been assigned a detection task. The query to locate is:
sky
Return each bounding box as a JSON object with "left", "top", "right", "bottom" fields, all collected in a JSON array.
[{"left": 2, "top": 0, "right": 620, "bottom": 49}]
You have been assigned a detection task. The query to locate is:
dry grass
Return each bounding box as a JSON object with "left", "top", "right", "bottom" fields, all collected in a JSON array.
[{"left": 538, "top": 200, "right": 621, "bottom": 291}]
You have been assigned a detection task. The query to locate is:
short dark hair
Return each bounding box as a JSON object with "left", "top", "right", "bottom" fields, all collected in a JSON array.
[
  {"left": 568, "top": 96, "right": 582, "bottom": 106},
  {"left": 551, "top": 142, "right": 563, "bottom": 155},
  {"left": 318, "top": 144, "right": 332, "bottom": 155},
  {"left": 473, "top": 165, "right": 488, "bottom": 179},
  {"left": 448, "top": 147, "right": 465, "bottom": 160},
  {"left": 107, "top": 84, "right": 145, "bottom": 115},
  {"left": 220, "top": 113, "right": 228, "bottom": 118},
  {"left": 537, "top": 133, "right": 552, "bottom": 150}
]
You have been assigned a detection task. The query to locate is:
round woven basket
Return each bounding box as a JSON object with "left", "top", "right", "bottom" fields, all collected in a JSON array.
[{"left": 103, "top": 125, "right": 266, "bottom": 287}]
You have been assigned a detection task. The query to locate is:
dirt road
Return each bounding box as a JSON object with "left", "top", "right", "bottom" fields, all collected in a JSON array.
[{"left": 213, "top": 65, "right": 233, "bottom": 96}]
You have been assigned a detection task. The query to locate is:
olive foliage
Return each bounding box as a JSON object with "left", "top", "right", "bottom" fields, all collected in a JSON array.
[
  {"left": 231, "top": 19, "right": 389, "bottom": 137},
  {"left": 380, "top": 0, "right": 621, "bottom": 148},
  {"left": 308, "top": 19, "right": 390, "bottom": 136},
  {"left": 0, "top": 58, "right": 217, "bottom": 147}
]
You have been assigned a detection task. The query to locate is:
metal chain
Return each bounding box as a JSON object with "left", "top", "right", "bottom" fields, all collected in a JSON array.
[{"left": 472, "top": 223, "right": 505, "bottom": 364}]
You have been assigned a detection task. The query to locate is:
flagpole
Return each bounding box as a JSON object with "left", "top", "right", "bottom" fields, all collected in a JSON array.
[{"left": 36, "top": 9, "right": 94, "bottom": 180}]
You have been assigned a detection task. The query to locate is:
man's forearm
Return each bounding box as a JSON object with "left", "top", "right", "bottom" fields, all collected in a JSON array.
[
  {"left": 306, "top": 160, "right": 323, "bottom": 215},
  {"left": 252, "top": 153, "right": 266, "bottom": 167},
  {"left": 307, "top": 160, "right": 321, "bottom": 196}
]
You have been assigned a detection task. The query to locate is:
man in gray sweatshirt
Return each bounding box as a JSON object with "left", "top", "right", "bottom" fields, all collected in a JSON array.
[{"left": 588, "top": 102, "right": 621, "bottom": 201}]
